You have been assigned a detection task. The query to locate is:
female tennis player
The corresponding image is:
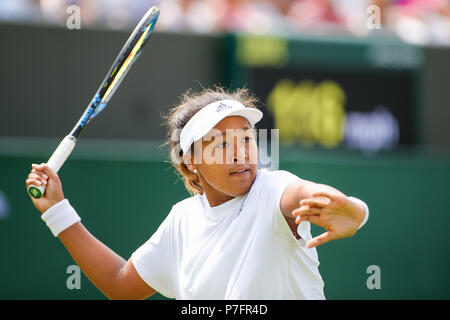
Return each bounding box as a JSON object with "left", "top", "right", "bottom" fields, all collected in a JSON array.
[{"left": 26, "top": 87, "right": 368, "bottom": 300}]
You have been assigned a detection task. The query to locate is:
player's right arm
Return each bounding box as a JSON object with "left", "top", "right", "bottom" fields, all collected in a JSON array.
[{"left": 26, "top": 163, "right": 156, "bottom": 300}]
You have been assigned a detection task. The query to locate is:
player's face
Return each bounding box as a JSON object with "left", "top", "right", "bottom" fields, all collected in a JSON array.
[{"left": 194, "top": 116, "right": 258, "bottom": 205}]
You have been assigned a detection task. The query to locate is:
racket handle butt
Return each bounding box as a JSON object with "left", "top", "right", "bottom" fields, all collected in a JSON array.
[{"left": 28, "top": 185, "right": 45, "bottom": 199}]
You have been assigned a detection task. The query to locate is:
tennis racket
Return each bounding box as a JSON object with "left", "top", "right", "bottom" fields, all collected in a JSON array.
[{"left": 28, "top": 6, "right": 160, "bottom": 198}]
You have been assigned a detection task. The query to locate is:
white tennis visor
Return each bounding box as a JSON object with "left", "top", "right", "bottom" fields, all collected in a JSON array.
[{"left": 180, "top": 99, "right": 263, "bottom": 154}]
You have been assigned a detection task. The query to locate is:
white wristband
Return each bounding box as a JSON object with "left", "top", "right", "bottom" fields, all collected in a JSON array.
[
  {"left": 41, "top": 199, "right": 81, "bottom": 237},
  {"left": 347, "top": 196, "right": 369, "bottom": 230}
]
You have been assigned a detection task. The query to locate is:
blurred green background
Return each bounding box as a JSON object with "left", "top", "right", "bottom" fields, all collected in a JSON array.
[{"left": 1, "top": 15, "right": 450, "bottom": 299}]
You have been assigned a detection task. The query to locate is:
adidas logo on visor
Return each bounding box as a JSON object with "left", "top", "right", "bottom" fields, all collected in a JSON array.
[{"left": 216, "top": 103, "right": 232, "bottom": 112}]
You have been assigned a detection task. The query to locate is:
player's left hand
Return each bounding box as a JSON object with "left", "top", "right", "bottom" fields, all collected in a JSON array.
[{"left": 292, "top": 191, "right": 365, "bottom": 248}]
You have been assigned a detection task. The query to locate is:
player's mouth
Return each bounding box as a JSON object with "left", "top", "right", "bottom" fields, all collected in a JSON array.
[{"left": 230, "top": 166, "right": 251, "bottom": 176}]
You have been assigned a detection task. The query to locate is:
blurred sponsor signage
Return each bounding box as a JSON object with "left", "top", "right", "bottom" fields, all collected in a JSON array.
[{"left": 226, "top": 34, "right": 423, "bottom": 154}]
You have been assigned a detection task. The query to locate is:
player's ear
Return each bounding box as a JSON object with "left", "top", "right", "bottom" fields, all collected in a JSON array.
[{"left": 182, "top": 153, "right": 196, "bottom": 173}]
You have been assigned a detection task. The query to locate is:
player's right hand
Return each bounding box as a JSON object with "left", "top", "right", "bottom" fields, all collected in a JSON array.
[{"left": 26, "top": 163, "right": 65, "bottom": 214}]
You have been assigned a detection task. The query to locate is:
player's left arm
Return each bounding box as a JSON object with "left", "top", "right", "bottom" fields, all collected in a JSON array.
[{"left": 280, "top": 179, "right": 366, "bottom": 248}]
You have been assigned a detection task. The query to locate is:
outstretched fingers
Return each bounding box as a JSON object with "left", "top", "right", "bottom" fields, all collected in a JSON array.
[
  {"left": 306, "top": 231, "right": 336, "bottom": 248},
  {"left": 292, "top": 206, "right": 323, "bottom": 225},
  {"left": 300, "top": 197, "right": 330, "bottom": 208},
  {"left": 295, "top": 214, "right": 320, "bottom": 225},
  {"left": 311, "top": 191, "right": 336, "bottom": 201},
  {"left": 292, "top": 205, "right": 322, "bottom": 217}
]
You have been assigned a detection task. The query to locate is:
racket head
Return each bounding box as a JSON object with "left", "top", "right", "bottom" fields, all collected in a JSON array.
[
  {"left": 97, "top": 6, "right": 160, "bottom": 107},
  {"left": 74, "top": 6, "right": 160, "bottom": 132}
]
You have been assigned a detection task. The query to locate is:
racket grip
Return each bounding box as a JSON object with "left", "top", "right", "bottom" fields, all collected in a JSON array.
[{"left": 28, "top": 135, "right": 77, "bottom": 199}]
